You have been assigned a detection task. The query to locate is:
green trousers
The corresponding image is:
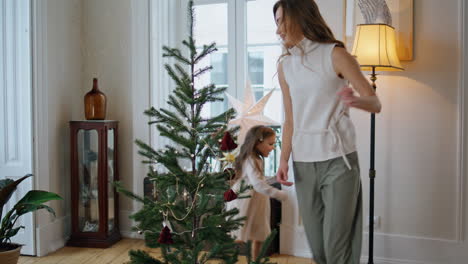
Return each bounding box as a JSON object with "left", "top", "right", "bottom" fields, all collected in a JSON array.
[{"left": 293, "top": 152, "right": 362, "bottom": 264}]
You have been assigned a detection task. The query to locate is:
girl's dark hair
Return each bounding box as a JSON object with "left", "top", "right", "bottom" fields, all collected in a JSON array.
[
  {"left": 273, "top": 0, "right": 344, "bottom": 54},
  {"left": 233, "top": 126, "right": 276, "bottom": 181}
]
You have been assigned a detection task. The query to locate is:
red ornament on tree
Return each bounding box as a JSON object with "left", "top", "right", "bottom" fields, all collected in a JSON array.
[
  {"left": 158, "top": 226, "right": 174, "bottom": 244},
  {"left": 220, "top": 132, "right": 238, "bottom": 151},
  {"left": 224, "top": 189, "right": 238, "bottom": 202}
]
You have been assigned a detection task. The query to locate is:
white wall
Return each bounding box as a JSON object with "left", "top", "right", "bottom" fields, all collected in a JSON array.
[
  {"left": 81, "top": 0, "right": 151, "bottom": 238},
  {"left": 81, "top": 0, "right": 133, "bottom": 208},
  {"left": 32, "top": 0, "right": 82, "bottom": 256},
  {"left": 33, "top": 0, "right": 150, "bottom": 256},
  {"left": 362, "top": 0, "right": 466, "bottom": 261},
  {"left": 363, "top": 0, "right": 460, "bottom": 240},
  {"left": 355, "top": 0, "right": 467, "bottom": 262},
  {"left": 32, "top": 0, "right": 150, "bottom": 256},
  {"left": 282, "top": 0, "right": 468, "bottom": 263}
]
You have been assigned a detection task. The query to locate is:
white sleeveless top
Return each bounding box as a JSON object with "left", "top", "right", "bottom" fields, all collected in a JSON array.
[{"left": 281, "top": 38, "right": 356, "bottom": 168}]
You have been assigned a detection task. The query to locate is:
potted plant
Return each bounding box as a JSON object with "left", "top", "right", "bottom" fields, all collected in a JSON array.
[{"left": 0, "top": 174, "right": 62, "bottom": 264}]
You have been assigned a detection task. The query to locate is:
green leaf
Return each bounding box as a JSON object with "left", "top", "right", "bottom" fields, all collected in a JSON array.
[
  {"left": 17, "top": 190, "right": 62, "bottom": 206},
  {"left": 0, "top": 174, "right": 32, "bottom": 221},
  {"left": 114, "top": 181, "right": 146, "bottom": 203},
  {"left": 0, "top": 179, "right": 14, "bottom": 190},
  {"left": 15, "top": 204, "right": 57, "bottom": 217},
  {"left": 128, "top": 249, "right": 163, "bottom": 264},
  {"left": 5, "top": 226, "right": 23, "bottom": 239},
  {"left": 0, "top": 175, "right": 32, "bottom": 209},
  {"left": 254, "top": 229, "right": 277, "bottom": 263},
  {"left": 1, "top": 193, "right": 60, "bottom": 244}
]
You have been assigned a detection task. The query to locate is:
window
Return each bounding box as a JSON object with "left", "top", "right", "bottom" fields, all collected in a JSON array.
[
  {"left": 211, "top": 53, "right": 228, "bottom": 86},
  {"left": 246, "top": 0, "right": 283, "bottom": 128},
  {"left": 186, "top": 0, "right": 283, "bottom": 175},
  {"left": 193, "top": 2, "right": 229, "bottom": 118},
  {"left": 191, "top": 0, "right": 282, "bottom": 113},
  {"left": 248, "top": 51, "right": 264, "bottom": 86}
]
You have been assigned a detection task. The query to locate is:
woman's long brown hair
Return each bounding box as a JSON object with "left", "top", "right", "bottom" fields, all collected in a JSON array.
[
  {"left": 233, "top": 126, "right": 276, "bottom": 182},
  {"left": 273, "top": 0, "right": 344, "bottom": 58}
]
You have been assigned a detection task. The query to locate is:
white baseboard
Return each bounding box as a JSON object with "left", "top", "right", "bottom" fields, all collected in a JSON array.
[
  {"left": 279, "top": 224, "right": 313, "bottom": 258},
  {"left": 360, "top": 256, "right": 438, "bottom": 264},
  {"left": 35, "top": 214, "right": 70, "bottom": 257},
  {"left": 121, "top": 230, "right": 144, "bottom": 239},
  {"left": 279, "top": 224, "right": 448, "bottom": 264},
  {"left": 34, "top": 211, "right": 141, "bottom": 256},
  {"left": 119, "top": 210, "right": 143, "bottom": 239},
  {"left": 361, "top": 232, "right": 458, "bottom": 264}
]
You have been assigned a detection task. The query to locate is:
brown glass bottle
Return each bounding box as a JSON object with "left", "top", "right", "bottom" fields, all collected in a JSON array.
[{"left": 84, "top": 78, "right": 107, "bottom": 120}]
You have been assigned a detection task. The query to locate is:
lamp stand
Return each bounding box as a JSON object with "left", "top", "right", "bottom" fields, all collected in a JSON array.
[{"left": 368, "top": 66, "right": 377, "bottom": 264}]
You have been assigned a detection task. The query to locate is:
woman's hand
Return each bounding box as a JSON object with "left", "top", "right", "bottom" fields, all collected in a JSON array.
[
  {"left": 337, "top": 86, "right": 381, "bottom": 113},
  {"left": 276, "top": 160, "right": 294, "bottom": 186}
]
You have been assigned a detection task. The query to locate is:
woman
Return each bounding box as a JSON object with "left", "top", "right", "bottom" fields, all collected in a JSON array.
[{"left": 273, "top": 0, "right": 381, "bottom": 263}]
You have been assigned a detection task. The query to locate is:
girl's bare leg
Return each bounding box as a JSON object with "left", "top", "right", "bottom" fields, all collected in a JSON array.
[{"left": 252, "top": 240, "right": 262, "bottom": 260}]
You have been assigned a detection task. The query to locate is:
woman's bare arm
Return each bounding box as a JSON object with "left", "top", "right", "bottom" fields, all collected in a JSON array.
[
  {"left": 276, "top": 62, "right": 294, "bottom": 186},
  {"left": 332, "top": 46, "right": 382, "bottom": 113}
]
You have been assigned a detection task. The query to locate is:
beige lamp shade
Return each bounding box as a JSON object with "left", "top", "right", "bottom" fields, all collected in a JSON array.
[{"left": 351, "top": 24, "right": 404, "bottom": 71}]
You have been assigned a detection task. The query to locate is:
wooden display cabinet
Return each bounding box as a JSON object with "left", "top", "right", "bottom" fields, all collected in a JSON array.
[{"left": 67, "top": 121, "right": 121, "bottom": 248}]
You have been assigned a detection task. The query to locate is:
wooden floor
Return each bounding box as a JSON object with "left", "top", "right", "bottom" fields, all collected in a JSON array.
[{"left": 18, "top": 239, "right": 315, "bottom": 264}]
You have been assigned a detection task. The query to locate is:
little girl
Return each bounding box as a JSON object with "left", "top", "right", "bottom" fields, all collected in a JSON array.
[{"left": 227, "top": 125, "right": 288, "bottom": 259}]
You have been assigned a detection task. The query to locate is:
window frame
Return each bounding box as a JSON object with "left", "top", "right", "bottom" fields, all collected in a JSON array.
[
  {"left": 150, "top": 0, "right": 249, "bottom": 120},
  {"left": 190, "top": 0, "right": 247, "bottom": 99},
  {"left": 150, "top": 0, "right": 283, "bottom": 176}
]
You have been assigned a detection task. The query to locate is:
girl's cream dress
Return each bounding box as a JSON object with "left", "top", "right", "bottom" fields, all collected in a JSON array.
[{"left": 227, "top": 156, "right": 287, "bottom": 242}]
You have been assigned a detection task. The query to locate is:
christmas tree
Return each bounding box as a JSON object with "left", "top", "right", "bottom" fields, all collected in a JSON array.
[{"left": 115, "top": 1, "right": 276, "bottom": 263}]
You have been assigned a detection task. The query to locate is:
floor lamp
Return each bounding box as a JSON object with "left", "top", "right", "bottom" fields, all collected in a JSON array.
[{"left": 351, "top": 24, "right": 404, "bottom": 264}]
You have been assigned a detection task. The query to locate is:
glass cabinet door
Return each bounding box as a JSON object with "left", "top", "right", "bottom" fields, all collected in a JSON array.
[
  {"left": 107, "top": 128, "right": 115, "bottom": 234},
  {"left": 69, "top": 121, "right": 120, "bottom": 248},
  {"left": 77, "top": 129, "right": 100, "bottom": 233}
]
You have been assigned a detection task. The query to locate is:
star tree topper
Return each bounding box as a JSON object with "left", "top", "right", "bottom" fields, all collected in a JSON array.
[{"left": 226, "top": 82, "right": 279, "bottom": 144}]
